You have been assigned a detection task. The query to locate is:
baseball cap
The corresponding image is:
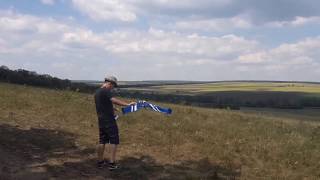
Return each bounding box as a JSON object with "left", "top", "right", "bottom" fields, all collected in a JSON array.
[{"left": 105, "top": 76, "right": 118, "bottom": 87}]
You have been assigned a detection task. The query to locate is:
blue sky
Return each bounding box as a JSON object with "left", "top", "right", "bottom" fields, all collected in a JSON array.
[{"left": 0, "top": 0, "right": 320, "bottom": 81}]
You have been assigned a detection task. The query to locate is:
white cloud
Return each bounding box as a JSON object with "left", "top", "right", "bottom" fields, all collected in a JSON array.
[
  {"left": 69, "top": 0, "right": 320, "bottom": 35},
  {"left": 238, "top": 37, "right": 320, "bottom": 64},
  {"left": 291, "top": 16, "right": 320, "bottom": 26},
  {"left": 170, "top": 16, "right": 252, "bottom": 32},
  {"left": 266, "top": 16, "right": 320, "bottom": 27},
  {"left": 102, "top": 28, "right": 259, "bottom": 61},
  {"left": 0, "top": 10, "right": 69, "bottom": 33},
  {"left": 0, "top": 10, "right": 71, "bottom": 54},
  {"left": 72, "top": 0, "right": 137, "bottom": 22},
  {"left": 70, "top": 0, "right": 320, "bottom": 27},
  {"left": 236, "top": 37, "right": 320, "bottom": 80},
  {"left": 0, "top": 10, "right": 259, "bottom": 80},
  {"left": 137, "top": 0, "right": 233, "bottom": 10},
  {"left": 237, "top": 52, "right": 267, "bottom": 64},
  {"left": 40, "top": 0, "right": 55, "bottom": 5},
  {"left": 1, "top": 10, "right": 320, "bottom": 81}
]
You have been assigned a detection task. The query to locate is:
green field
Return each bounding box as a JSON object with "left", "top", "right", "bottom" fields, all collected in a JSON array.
[
  {"left": 124, "top": 82, "right": 320, "bottom": 95},
  {"left": 1, "top": 82, "right": 320, "bottom": 179},
  {"left": 120, "top": 82, "right": 320, "bottom": 109}
]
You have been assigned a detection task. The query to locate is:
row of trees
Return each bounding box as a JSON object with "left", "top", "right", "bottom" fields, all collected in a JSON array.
[{"left": 0, "top": 66, "right": 96, "bottom": 93}]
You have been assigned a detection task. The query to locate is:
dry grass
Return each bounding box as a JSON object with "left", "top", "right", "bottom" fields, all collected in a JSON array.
[{"left": 1, "top": 82, "right": 320, "bottom": 179}]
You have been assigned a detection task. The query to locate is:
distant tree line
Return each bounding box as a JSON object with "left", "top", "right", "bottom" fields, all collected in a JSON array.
[{"left": 0, "top": 66, "right": 96, "bottom": 93}]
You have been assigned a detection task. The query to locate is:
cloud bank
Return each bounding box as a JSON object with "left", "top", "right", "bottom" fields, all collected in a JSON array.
[{"left": 1, "top": 0, "right": 320, "bottom": 81}]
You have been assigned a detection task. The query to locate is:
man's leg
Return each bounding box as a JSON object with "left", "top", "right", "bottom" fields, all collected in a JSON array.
[
  {"left": 97, "top": 144, "right": 106, "bottom": 161},
  {"left": 97, "top": 124, "right": 108, "bottom": 167},
  {"left": 108, "top": 123, "right": 120, "bottom": 170},
  {"left": 109, "top": 144, "right": 117, "bottom": 163}
]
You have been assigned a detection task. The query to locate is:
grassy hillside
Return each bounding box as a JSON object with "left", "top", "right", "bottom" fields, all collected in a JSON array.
[{"left": 0, "top": 82, "right": 320, "bottom": 179}]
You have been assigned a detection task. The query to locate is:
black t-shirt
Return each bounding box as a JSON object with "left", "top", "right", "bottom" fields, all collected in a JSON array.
[{"left": 94, "top": 88, "right": 114, "bottom": 118}]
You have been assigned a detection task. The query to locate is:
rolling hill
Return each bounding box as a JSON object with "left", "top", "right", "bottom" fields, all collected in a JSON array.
[{"left": 0, "top": 82, "right": 319, "bottom": 179}]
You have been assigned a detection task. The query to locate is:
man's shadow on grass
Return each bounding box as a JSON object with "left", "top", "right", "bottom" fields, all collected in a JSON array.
[{"left": 0, "top": 123, "right": 240, "bottom": 180}]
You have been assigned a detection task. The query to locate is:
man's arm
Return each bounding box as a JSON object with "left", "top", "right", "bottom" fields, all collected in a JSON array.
[{"left": 111, "top": 97, "right": 135, "bottom": 106}]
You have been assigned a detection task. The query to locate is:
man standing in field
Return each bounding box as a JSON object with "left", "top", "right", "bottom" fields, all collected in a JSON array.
[{"left": 94, "top": 76, "right": 135, "bottom": 170}]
